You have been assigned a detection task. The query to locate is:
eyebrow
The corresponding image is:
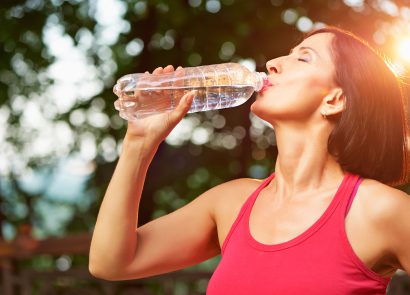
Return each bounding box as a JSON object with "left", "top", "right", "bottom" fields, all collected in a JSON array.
[{"left": 290, "top": 46, "right": 321, "bottom": 59}]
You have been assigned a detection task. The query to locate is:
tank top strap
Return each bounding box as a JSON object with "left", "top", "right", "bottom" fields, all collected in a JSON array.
[
  {"left": 248, "top": 172, "right": 276, "bottom": 203},
  {"left": 340, "top": 173, "right": 363, "bottom": 217},
  {"left": 220, "top": 171, "right": 275, "bottom": 255}
]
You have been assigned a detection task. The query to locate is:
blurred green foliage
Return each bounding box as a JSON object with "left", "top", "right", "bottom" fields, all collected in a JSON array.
[{"left": 0, "top": 0, "right": 409, "bottom": 251}]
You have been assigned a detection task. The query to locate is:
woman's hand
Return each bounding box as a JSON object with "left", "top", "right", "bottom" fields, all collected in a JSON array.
[{"left": 123, "top": 65, "right": 195, "bottom": 148}]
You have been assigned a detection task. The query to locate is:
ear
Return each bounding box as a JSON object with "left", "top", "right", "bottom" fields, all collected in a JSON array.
[{"left": 321, "top": 87, "right": 345, "bottom": 117}]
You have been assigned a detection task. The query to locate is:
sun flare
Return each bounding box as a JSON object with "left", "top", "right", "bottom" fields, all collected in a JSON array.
[{"left": 396, "top": 38, "right": 410, "bottom": 63}]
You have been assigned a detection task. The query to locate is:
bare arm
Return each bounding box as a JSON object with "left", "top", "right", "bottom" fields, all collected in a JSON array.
[
  {"left": 384, "top": 188, "right": 410, "bottom": 273},
  {"left": 89, "top": 65, "right": 219, "bottom": 280},
  {"left": 88, "top": 138, "right": 155, "bottom": 279},
  {"left": 89, "top": 137, "right": 221, "bottom": 280}
]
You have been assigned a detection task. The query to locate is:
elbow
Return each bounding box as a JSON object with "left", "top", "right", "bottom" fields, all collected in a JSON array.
[
  {"left": 88, "top": 263, "right": 109, "bottom": 280},
  {"left": 88, "top": 260, "right": 122, "bottom": 281},
  {"left": 88, "top": 249, "right": 121, "bottom": 280},
  {"left": 89, "top": 261, "right": 140, "bottom": 281},
  {"left": 89, "top": 265, "right": 122, "bottom": 281},
  {"left": 88, "top": 251, "right": 142, "bottom": 281},
  {"left": 89, "top": 263, "right": 148, "bottom": 281}
]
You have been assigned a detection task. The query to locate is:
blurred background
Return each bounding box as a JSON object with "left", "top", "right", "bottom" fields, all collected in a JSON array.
[{"left": 0, "top": 0, "right": 410, "bottom": 294}]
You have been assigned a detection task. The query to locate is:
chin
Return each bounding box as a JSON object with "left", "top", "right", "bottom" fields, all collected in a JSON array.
[
  {"left": 251, "top": 104, "right": 282, "bottom": 128},
  {"left": 251, "top": 99, "right": 270, "bottom": 117},
  {"left": 250, "top": 100, "right": 257, "bottom": 113},
  {"left": 250, "top": 105, "right": 271, "bottom": 124}
]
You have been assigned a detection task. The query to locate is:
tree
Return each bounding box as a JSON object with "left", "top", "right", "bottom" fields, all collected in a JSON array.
[{"left": 0, "top": 0, "right": 408, "bottom": 241}]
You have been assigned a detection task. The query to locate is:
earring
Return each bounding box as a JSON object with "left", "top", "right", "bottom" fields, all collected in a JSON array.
[{"left": 322, "top": 111, "right": 327, "bottom": 119}]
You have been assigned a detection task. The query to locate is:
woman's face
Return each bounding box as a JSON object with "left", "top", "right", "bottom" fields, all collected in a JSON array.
[{"left": 251, "top": 32, "right": 338, "bottom": 125}]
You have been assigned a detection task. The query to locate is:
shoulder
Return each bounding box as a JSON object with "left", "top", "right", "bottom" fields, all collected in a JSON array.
[
  {"left": 358, "top": 178, "right": 410, "bottom": 220},
  {"left": 209, "top": 177, "right": 264, "bottom": 222},
  {"left": 358, "top": 178, "right": 410, "bottom": 265},
  {"left": 210, "top": 177, "right": 263, "bottom": 204}
]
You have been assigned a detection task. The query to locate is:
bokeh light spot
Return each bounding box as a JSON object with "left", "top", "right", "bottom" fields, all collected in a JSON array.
[
  {"left": 126, "top": 38, "right": 144, "bottom": 56},
  {"left": 206, "top": 0, "right": 221, "bottom": 13},
  {"left": 188, "top": 53, "right": 202, "bottom": 66},
  {"left": 219, "top": 41, "right": 236, "bottom": 60},
  {"left": 281, "top": 9, "right": 298, "bottom": 25},
  {"left": 296, "top": 16, "right": 313, "bottom": 33},
  {"left": 189, "top": 0, "right": 202, "bottom": 7}
]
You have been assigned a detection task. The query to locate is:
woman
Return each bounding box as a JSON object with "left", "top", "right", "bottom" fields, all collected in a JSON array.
[{"left": 89, "top": 27, "right": 410, "bottom": 294}]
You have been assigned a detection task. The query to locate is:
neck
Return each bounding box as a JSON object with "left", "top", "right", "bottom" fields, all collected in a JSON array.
[{"left": 269, "top": 122, "right": 345, "bottom": 199}]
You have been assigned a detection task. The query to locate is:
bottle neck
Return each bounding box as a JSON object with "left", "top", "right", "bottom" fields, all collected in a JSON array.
[{"left": 254, "top": 72, "right": 268, "bottom": 92}]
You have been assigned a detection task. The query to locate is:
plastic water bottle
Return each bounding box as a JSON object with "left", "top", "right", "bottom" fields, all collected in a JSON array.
[{"left": 113, "top": 63, "right": 268, "bottom": 120}]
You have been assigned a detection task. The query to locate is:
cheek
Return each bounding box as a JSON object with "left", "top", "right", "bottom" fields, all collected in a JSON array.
[
  {"left": 286, "top": 72, "right": 330, "bottom": 100},
  {"left": 251, "top": 77, "right": 328, "bottom": 120}
]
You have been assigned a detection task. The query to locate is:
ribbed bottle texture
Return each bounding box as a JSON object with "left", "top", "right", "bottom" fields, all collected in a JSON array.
[{"left": 113, "top": 63, "right": 268, "bottom": 120}]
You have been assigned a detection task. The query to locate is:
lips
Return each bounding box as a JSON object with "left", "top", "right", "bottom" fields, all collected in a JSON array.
[{"left": 258, "top": 79, "right": 274, "bottom": 94}]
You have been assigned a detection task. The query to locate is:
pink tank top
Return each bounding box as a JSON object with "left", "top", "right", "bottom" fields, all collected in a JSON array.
[{"left": 206, "top": 172, "right": 391, "bottom": 294}]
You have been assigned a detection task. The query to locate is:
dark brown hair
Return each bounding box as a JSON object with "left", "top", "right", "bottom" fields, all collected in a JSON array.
[{"left": 305, "top": 26, "right": 409, "bottom": 186}]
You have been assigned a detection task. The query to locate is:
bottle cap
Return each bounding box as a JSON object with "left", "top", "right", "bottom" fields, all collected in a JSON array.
[{"left": 255, "top": 72, "right": 268, "bottom": 92}]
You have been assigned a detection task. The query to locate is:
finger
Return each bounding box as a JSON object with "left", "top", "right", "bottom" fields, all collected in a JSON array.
[
  {"left": 160, "top": 65, "right": 175, "bottom": 97},
  {"left": 163, "top": 65, "right": 174, "bottom": 72},
  {"left": 152, "top": 67, "right": 163, "bottom": 74},
  {"left": 137, "top": 72, "right": 150, "bottom": 94},
  {"left": 175, "top": 68, "right": 185, "bottom": 78},
  {"left": 176, "top": 66, "right": 183, "bottom": 70},
  {"left": 169, "top": 90, "right": 196, "bottom": 122},
  {"left": 150, "top": 67, "right": 164, "bottom": 96}
]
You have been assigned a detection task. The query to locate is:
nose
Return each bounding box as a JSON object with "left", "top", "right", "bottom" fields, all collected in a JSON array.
[{"left": 266, "top": 58, "right": 281, "bottom": 74}]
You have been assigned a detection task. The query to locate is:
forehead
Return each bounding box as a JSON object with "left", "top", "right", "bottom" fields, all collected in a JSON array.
[{"left": 297, "top": 32, "right": 335, "bottom": 65}]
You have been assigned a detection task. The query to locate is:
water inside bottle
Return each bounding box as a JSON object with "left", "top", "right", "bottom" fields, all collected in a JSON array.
[{"left": 114, "top": 85, "right": 255, "bottom": 120}]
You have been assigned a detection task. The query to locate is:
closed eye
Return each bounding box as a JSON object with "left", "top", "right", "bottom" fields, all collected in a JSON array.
[
  {"left": 289, "top": 45, "right": 320, "bottom": 61},
  {"left": 289, "top": 49, "right": 311, "bottom": 63},
  {"left": 297, "top": 52, "right": 311, "bottom": 63}
]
